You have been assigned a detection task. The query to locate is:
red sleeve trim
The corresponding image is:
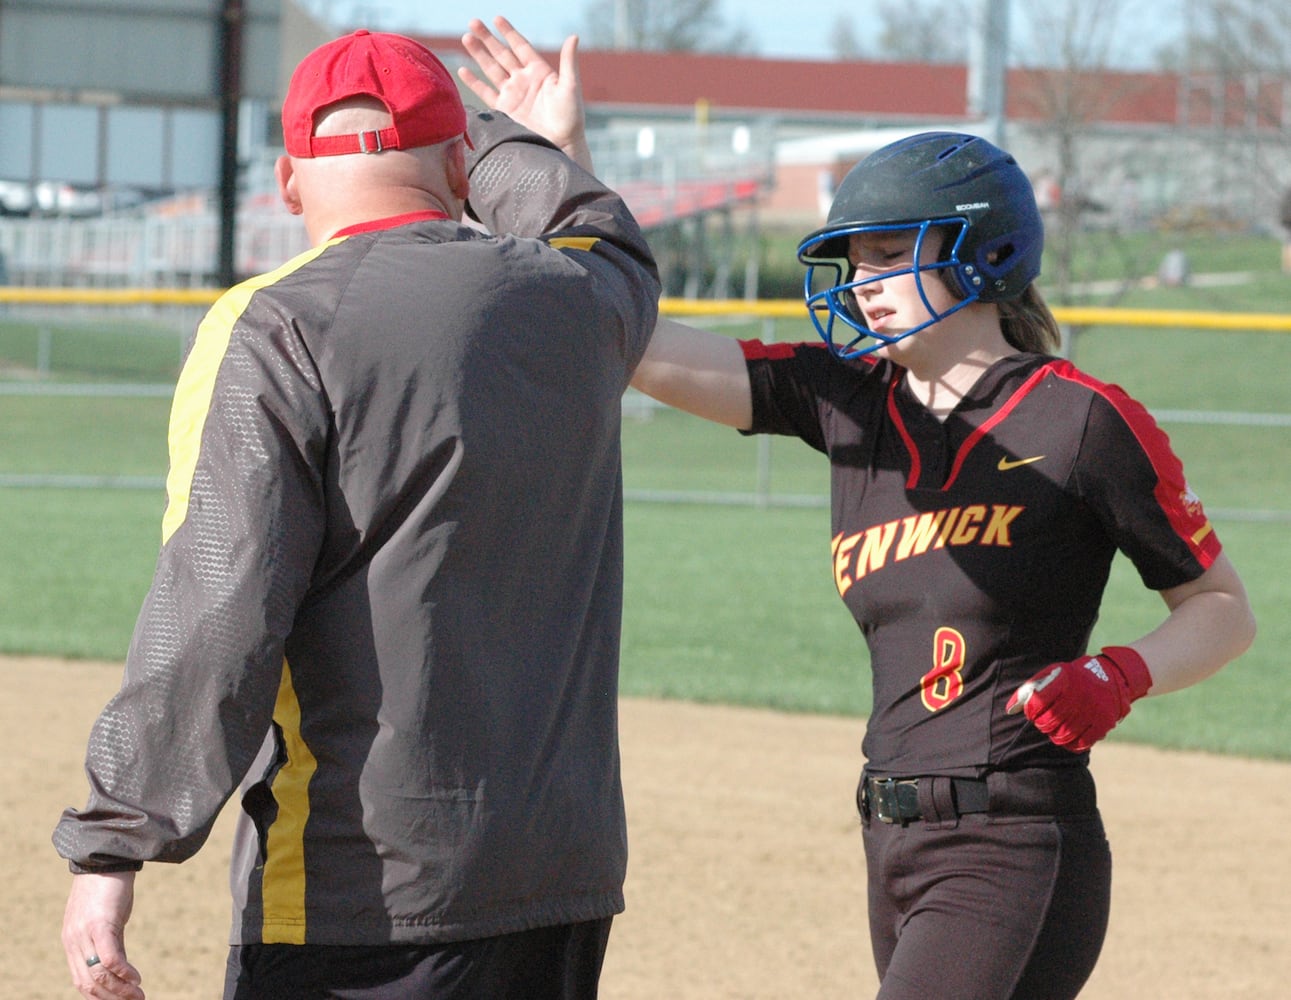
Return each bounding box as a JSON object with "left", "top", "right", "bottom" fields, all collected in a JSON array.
[
  {"left": 739, "top": 339, "right": 809, "bottom": 360},
  {"left": 1048, "top": 360, "right": 1221, "bottom": 569}
]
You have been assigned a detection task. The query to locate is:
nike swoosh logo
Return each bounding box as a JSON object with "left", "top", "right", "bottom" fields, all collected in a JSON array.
[{"left": 998, "top": 455, "right": 1046, "bottom": 471}]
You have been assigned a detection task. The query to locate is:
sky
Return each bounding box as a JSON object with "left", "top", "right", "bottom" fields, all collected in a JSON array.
[
  {"left": 300, "top": 1, "right": 1186, "bottom": 68},
  {"left": 301, "top": 2, "right": 852, "bottom": 60}
]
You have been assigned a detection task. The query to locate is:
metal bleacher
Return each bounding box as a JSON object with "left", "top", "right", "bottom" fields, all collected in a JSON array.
[
  {"left": 587, "top": 121, "right": 775, "bottom": 228},
  {"left": 0, "top": 121, "right": 777, "bottom": 291}
]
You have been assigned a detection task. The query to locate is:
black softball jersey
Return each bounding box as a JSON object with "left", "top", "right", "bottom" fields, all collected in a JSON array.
[{"left": 742, "top": 341, "right": 1220, "bottom": 776}]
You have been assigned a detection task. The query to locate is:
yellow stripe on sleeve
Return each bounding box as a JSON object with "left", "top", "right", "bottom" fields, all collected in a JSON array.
[
  {"left": 160, "top": 240, "right": 340, "bottom": 544},
  {"left": 261, "top": 658, "right": 318, "bottom": 944},
  {"left": 546, "top": 236, "right": 601, "bottom": 252}
]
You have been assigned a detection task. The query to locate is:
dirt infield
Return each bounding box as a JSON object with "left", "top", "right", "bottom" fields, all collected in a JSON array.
[{"left": 12, "top": 655, "right": 1290, "bottom": 999}]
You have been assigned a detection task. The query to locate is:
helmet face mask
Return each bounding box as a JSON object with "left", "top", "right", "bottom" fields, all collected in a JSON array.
[
  {"left": 803, "top": 219, "right": 976, "bottom": 359},
  {"left": 797, "top": 132, "right": 1044, "bottom": 360}
]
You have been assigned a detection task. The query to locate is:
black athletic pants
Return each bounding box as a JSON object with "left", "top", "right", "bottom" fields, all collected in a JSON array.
[
  {"left": 223, "top": 918, "right": 614, "bottom": 1000},
  {"left": 860, "top": 768, "right": 1111, "bottom": 1000}
]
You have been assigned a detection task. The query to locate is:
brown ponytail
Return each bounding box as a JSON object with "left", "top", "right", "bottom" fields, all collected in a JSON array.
[{"left": 998, "top": 284, "right": 1062, "bottom": 354}]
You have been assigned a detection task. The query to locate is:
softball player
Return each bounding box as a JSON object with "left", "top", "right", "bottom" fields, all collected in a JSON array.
[{"left": 465, "top": 18, "right": 1257, "bottom": 999}]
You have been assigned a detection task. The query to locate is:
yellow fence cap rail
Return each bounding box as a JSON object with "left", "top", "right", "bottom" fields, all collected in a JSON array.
[{"left": 3, "top": 289, "right": 1291, "bottom": 332}]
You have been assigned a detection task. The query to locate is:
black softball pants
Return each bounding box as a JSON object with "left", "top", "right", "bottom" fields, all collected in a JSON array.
[
  {"left": 222, "top": 917, "right": 613, "bottom": 1000},
  {"left": 860, "top": 769, "right": 1111, "bottom": 1000}
]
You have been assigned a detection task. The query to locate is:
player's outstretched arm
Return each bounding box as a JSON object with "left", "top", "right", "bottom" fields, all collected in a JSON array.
[
  {"left": 632, "top": 317, "right": 754, "bottom": 430},
  {"left": 459, "top": 16, "right": 592, "bottom": 171}
]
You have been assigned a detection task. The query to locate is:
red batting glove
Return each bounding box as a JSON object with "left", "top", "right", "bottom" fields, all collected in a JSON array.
[{"left": 1006, "top": 646, "right": 1154, "bottom": 753}]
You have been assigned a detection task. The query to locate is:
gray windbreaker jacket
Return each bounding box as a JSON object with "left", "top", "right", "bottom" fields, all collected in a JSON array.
[{"left": 53, "top": 110, "right": 661, "bottom": 945}]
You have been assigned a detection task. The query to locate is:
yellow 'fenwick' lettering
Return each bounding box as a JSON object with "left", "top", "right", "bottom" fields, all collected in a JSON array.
[
  {"left": 935, "top": 507, "right": 962, "bottom": 548},
  {"left": 834, "top": 504, "right": 1027, "bottom": 596},
  {"left": 854, "top": 520, "right": 900, "bottom": 580},
  {"left": 895, "top": 510, "right": 949, "bottom": 561},
  {"left": 981, "top": 504, "right": 1024, "bottom": 546},
  {"left": 948, "top": 504, "right": 987, "bottom": 545},
  {"left": 833, "top": 531, "right": 863, "bottom": 597}
]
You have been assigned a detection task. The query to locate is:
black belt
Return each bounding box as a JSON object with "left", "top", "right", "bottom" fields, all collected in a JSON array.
[
  {"left": 860, "top": 768, "right": 1098, "bottom": 825},
  {"left": 862, "top": 775, "right": 990, "bottom": 825}
]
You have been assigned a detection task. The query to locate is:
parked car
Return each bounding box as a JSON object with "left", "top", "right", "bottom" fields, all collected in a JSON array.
[
  {"left": 34, "top": 181, "right": 103, "bottom": 217},
  {"left": 0, "top": 178, "right": 34, "bottom": 216}
]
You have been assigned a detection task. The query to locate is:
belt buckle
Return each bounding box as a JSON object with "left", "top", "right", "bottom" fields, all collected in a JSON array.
[{"left": 871, "top": 777, "right": 919, "bottom": 825}]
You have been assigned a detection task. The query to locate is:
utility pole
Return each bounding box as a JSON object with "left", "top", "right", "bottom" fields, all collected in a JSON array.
[
  {"left": 967, "top": 0, "right": 1010, "bottom": 147},
  {"left": 614, "top": 0, "right": 630, "bottom": 49},
  {"left": 217, "top": 0, "right": 244, "bottom": 289}
]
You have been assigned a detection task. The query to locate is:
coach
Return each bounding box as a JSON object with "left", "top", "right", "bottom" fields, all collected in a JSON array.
[{"left": 54, "top": 28, "right": 658, "bottom": 1000}]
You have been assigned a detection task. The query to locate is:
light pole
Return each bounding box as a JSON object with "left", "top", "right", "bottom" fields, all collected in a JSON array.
[{"left": 968, "top": 0, "right": 1010, "bottom": 147}]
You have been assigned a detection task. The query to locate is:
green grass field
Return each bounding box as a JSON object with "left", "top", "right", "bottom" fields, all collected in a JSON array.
[{"left": 1, "top": 230, "right": 1288, "bottom": 759}]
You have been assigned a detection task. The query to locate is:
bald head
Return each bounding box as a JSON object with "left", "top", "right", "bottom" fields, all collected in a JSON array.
[{"left": 276, "top": 96, "right": 469, "bottom": 244}]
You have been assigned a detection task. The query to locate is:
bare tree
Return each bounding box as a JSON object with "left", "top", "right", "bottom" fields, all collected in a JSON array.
[
  {"left": 1009, "top": 0, "right": 1150, "bottom": 303},
  {"left": 1162, "top": 0, "right": 1291, "bottom": 227},
  {"left": 829, "top": 14, "right": 864, "bottom": 61},
  {"left": 581, "top": 0, "right": 756, "bottom": 53},
  {"left": 878, "top": 0, "right": 972, "bottom": 62},
  {"left": 1163, "top": 0, "right": 1291, "bottom": 78},
  {"left": 830, "top": 0, "right": 970, "bottom": 62}
]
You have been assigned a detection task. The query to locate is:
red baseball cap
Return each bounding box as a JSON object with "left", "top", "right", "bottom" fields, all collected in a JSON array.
[{"left": 282, "top": 29, "right": 468, "bottom": 157}]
